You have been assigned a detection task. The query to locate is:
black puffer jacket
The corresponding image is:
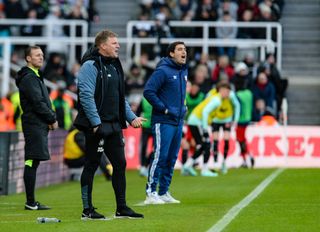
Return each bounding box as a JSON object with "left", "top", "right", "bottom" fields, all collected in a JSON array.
[
  {"left": 74, "top": 46, "right": 127, "bottom": 131},
  {"left": 16, "top": 66, "right": 56, "bottom": 128}
]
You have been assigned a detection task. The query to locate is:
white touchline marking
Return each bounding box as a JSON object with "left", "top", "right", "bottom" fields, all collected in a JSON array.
[
  {"left": 134, "top": 201, "right": 146, "bottom": 206},
  {"left": 207, "top": 168, "right": 284, "bottom": 232}
]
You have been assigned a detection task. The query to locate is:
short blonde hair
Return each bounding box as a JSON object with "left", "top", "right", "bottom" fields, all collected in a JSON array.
[{"left": 95, "top": 30, "right": 118, "bottom": 47}]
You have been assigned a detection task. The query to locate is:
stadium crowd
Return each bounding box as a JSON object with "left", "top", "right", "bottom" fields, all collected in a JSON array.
[{"left": 0, "top": 0, "right": 288, "bottom": 171}]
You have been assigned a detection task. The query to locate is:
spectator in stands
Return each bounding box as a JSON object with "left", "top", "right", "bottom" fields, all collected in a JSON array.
[
  {"left": 251, "top": 71, "right": 276, "bottom": 117},
  {"left": 237, "top": 9, "right": 258, "bottom": 38},
  {"left": 216, "top": 11, "right": 238, "bottom": 60},
  {"left": 217, "top": 0, "right": 238, "bottom": 20},
  {"left": 63, "top": 126, "right": 112, "bottom": 181},
  {"left": 43, "top": 5, "right": 68, "bottom": 55},
  {"left": 52, "top": 81, "right": 73, "bottom": 130},
  {"left": 261, "top": 53, "right": 288, "bottom": 114},
  {"left": 192, "top": 63, "right": 212, "bottom": 94},
  {"left": 232, "top": 61, "right": 253, "bottom": 90},
  {"left": 153, "top": 11, "right": 172, "bottom": 58},
  {"left": 64, "top": 2, "right": 88, "bottom": 62},
  {"left": 194, "top": 0, "right": 218, "bottom": 38},
  {"left": 211, "top": 55, "right": 235, "bottom": 84},
  {"left": 237, "top": 0, "right": 260, "bottom": 21},
  {"left": 133, "top": 11, "right": 156, "bottom": 59},
  {"left": 243, "top": 51, "right": 258, "bottom": 79},
  {"left": 67, "top": 61, "right": 80, "bottom": 88},
  {"left": 125, "top": 63, "right": 146, "bottom": 96},
  {"left": 172, "top": 0, "right": 195, "bottom": 21},
  {"left": 4, "top": 0, "right": 26, "bottom": 19},
  {"left": 87, "top": 0, "right": 99, "bottom": 34},
  {"left": 20, "top": 9, "right": 43, "bottom": 37},
  {"left": 139, "top": 0, "right": 154, "bottom": 18},
  {"left": 259, "top": 0, "right": 281, "bottom": 20},
  {"left": 252, "top": 98, "right": 266, "bottom": 122},
  {"left": 136, "top": 51, "right": 155, "bottom": 80},
  {"left": 28, "top": 0, "right": 49, "bottom": 19},
  {"left": 134, "top": 11, "right": 154, "bottom": 38},
  {"left": 16, "top": 45, "right": 58, "bottom": 210},
  {"left": 194, "top": 0, "right": 218, "bottom": 22}
]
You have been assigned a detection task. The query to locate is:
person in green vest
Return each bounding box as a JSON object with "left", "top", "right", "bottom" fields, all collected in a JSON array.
[
  {"left": 52, "top": 81, "right": 72, "bottom": 130},
  {"left": 136, "top": 97, "right": 153, "bottom": 177},
  {"left": 233, "top": 62, "right": 255, "bottom": 168}
]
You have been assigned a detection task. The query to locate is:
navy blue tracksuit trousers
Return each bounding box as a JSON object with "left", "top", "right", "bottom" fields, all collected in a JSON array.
[{"left": 146, "top": 122, "right": 183, "bottom": 195}]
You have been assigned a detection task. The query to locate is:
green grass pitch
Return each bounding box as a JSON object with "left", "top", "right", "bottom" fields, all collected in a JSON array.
[{"left": 0, "top": 169, "right": 319, "bottom": 232}]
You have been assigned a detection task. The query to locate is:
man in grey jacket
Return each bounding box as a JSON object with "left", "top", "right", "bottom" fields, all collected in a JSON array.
[{"left": 74, "top": 29, "right": 145, "bottom": 220}]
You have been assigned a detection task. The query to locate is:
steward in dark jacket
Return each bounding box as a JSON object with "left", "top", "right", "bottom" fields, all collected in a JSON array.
[
  {"left": 16, "top": 65, "right": 56, "bottom": 160},
  {"left": 16, "top": 46, "right": 57, "bottom": 211}
]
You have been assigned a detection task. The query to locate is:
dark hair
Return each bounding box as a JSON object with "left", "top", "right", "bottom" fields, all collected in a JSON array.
[
  {"left": 95, "top": 29, "right": 118, "bottom": 47},
  {"left": 216, "top": 80, "right": 231, "bottom": 90},
  {"left": 166, "top": 41, "right": 185, "bottom": 58},
  {"left": 24, "top": 45, "right": 41, "bottom": 62}
]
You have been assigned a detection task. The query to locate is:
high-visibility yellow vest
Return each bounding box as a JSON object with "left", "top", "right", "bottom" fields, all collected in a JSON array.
[
  {"left": 207, "top": 89, "right": 234, "bottom": 121},
  {"left": 63, "top": 129, "right": 84, "bottom": 160},
  {"left": 191, "top": 89, "right": 234, "bottom": 123}
]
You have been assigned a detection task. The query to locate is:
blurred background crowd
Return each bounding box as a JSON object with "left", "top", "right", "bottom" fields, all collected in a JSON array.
[{"left": 0, "top": 0, "right": 288, "bottom": 132}]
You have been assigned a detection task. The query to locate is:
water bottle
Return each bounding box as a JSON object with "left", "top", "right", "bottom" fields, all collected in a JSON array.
[{"left": 37, "top": 217, "right": 61, "bottom": 223}]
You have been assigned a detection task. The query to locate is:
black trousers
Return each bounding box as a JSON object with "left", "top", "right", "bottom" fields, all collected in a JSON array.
[
  {"left": 140, "top": 127, "right": 153, "bottom": 167},
  {"left": 81, "top": 130, "right": 126, "bottom": 210}
]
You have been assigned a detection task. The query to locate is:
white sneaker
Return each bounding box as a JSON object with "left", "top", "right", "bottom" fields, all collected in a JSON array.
[
  {"left": 159, "top": 192, "right": 180, "bottom": 204},
  {"left": 144, "top": 192, "right": 165, "bottom": 205},
  {"left": 139, "top": 166, "right": 148, "bottom": 177},
  {"left": 221, "top": 162, "right": 228, "bottom": 174},
  {"left": 201, "top": 169, "right": 218, "bottom": 177}
]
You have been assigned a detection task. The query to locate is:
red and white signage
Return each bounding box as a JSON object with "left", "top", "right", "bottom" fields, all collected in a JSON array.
[{"left": 123, "top": 126, "right": 320, "bottom": 169}]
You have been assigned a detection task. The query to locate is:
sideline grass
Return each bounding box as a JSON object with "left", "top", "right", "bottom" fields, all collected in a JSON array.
[{"left": 0, "top": 169, "right": 319, "bottom": 232}]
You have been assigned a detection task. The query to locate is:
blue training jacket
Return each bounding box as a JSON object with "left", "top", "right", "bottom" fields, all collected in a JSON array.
[{"left": 144, "top": 57, "right": 188, "bottom": 126}]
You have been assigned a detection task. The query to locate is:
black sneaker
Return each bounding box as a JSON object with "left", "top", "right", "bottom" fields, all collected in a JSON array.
[
  {"left": 81, "top": 207, "right": 107, "bottom": 221},
  {"left": 115, "top": 206, "right": 144, "bottom": 219},
  {"left": 25, "top": 201, "right": 51, "bottom": 210},
  {"left": 250, "top": 156, "right": 255, "bottom": 168}
]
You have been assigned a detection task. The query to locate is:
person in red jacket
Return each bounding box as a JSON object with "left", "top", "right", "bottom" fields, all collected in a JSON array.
[{"left": 211, "top": 55, "right": 235, "bottom": 84}]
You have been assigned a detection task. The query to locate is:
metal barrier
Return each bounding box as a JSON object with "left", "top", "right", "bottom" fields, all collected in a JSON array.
[
  {"left": 0, "top": 130, "right": 69, "bottom": 195},
  {"left": 126, "top": 20, "right": 282, "bottom": 69},
  {"left": 0, "top": 19, "right": 282, "bottom": 97},
  {"left": 0, "top": 19, "right": 88, "bottom": 97}
]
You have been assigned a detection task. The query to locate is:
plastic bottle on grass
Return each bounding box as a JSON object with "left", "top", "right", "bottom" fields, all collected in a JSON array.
[{"left": 37, "top": 217, "right": 61, "bottom": 223}]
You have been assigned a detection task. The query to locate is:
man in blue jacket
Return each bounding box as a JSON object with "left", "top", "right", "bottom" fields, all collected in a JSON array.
[
  {"left": 74, "top": 30, "right": 145, "bottom": 220},
  {"left": 144, "top": 41, "right": 188, "bottom": 204}
]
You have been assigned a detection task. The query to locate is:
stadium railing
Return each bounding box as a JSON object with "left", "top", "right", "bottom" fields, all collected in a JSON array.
[
  {"left": 0, "top": 19, "right": 282, "bottom": 98},
  {"left": 126, "top": 20, "right": 282, "bottom": 69},
  {"left": 0, "top": 19, "right": 88, "bottom": 97}
]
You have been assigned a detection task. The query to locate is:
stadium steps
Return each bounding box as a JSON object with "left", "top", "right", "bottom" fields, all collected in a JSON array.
[
  {"left": 286, "top": 79, "right": 320, "bottom": 125},
  {"left": 280, "top": 0, "right": 320, "bottom": 78},
  {"left": 89, "top": 1, "right": 139, "bottom": 37},
  {"left": 280, "top": 0, "right": 320, "bottom": 125},
  {"left": 88, "top": 0, "right": 139, "bottom": 64}
]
